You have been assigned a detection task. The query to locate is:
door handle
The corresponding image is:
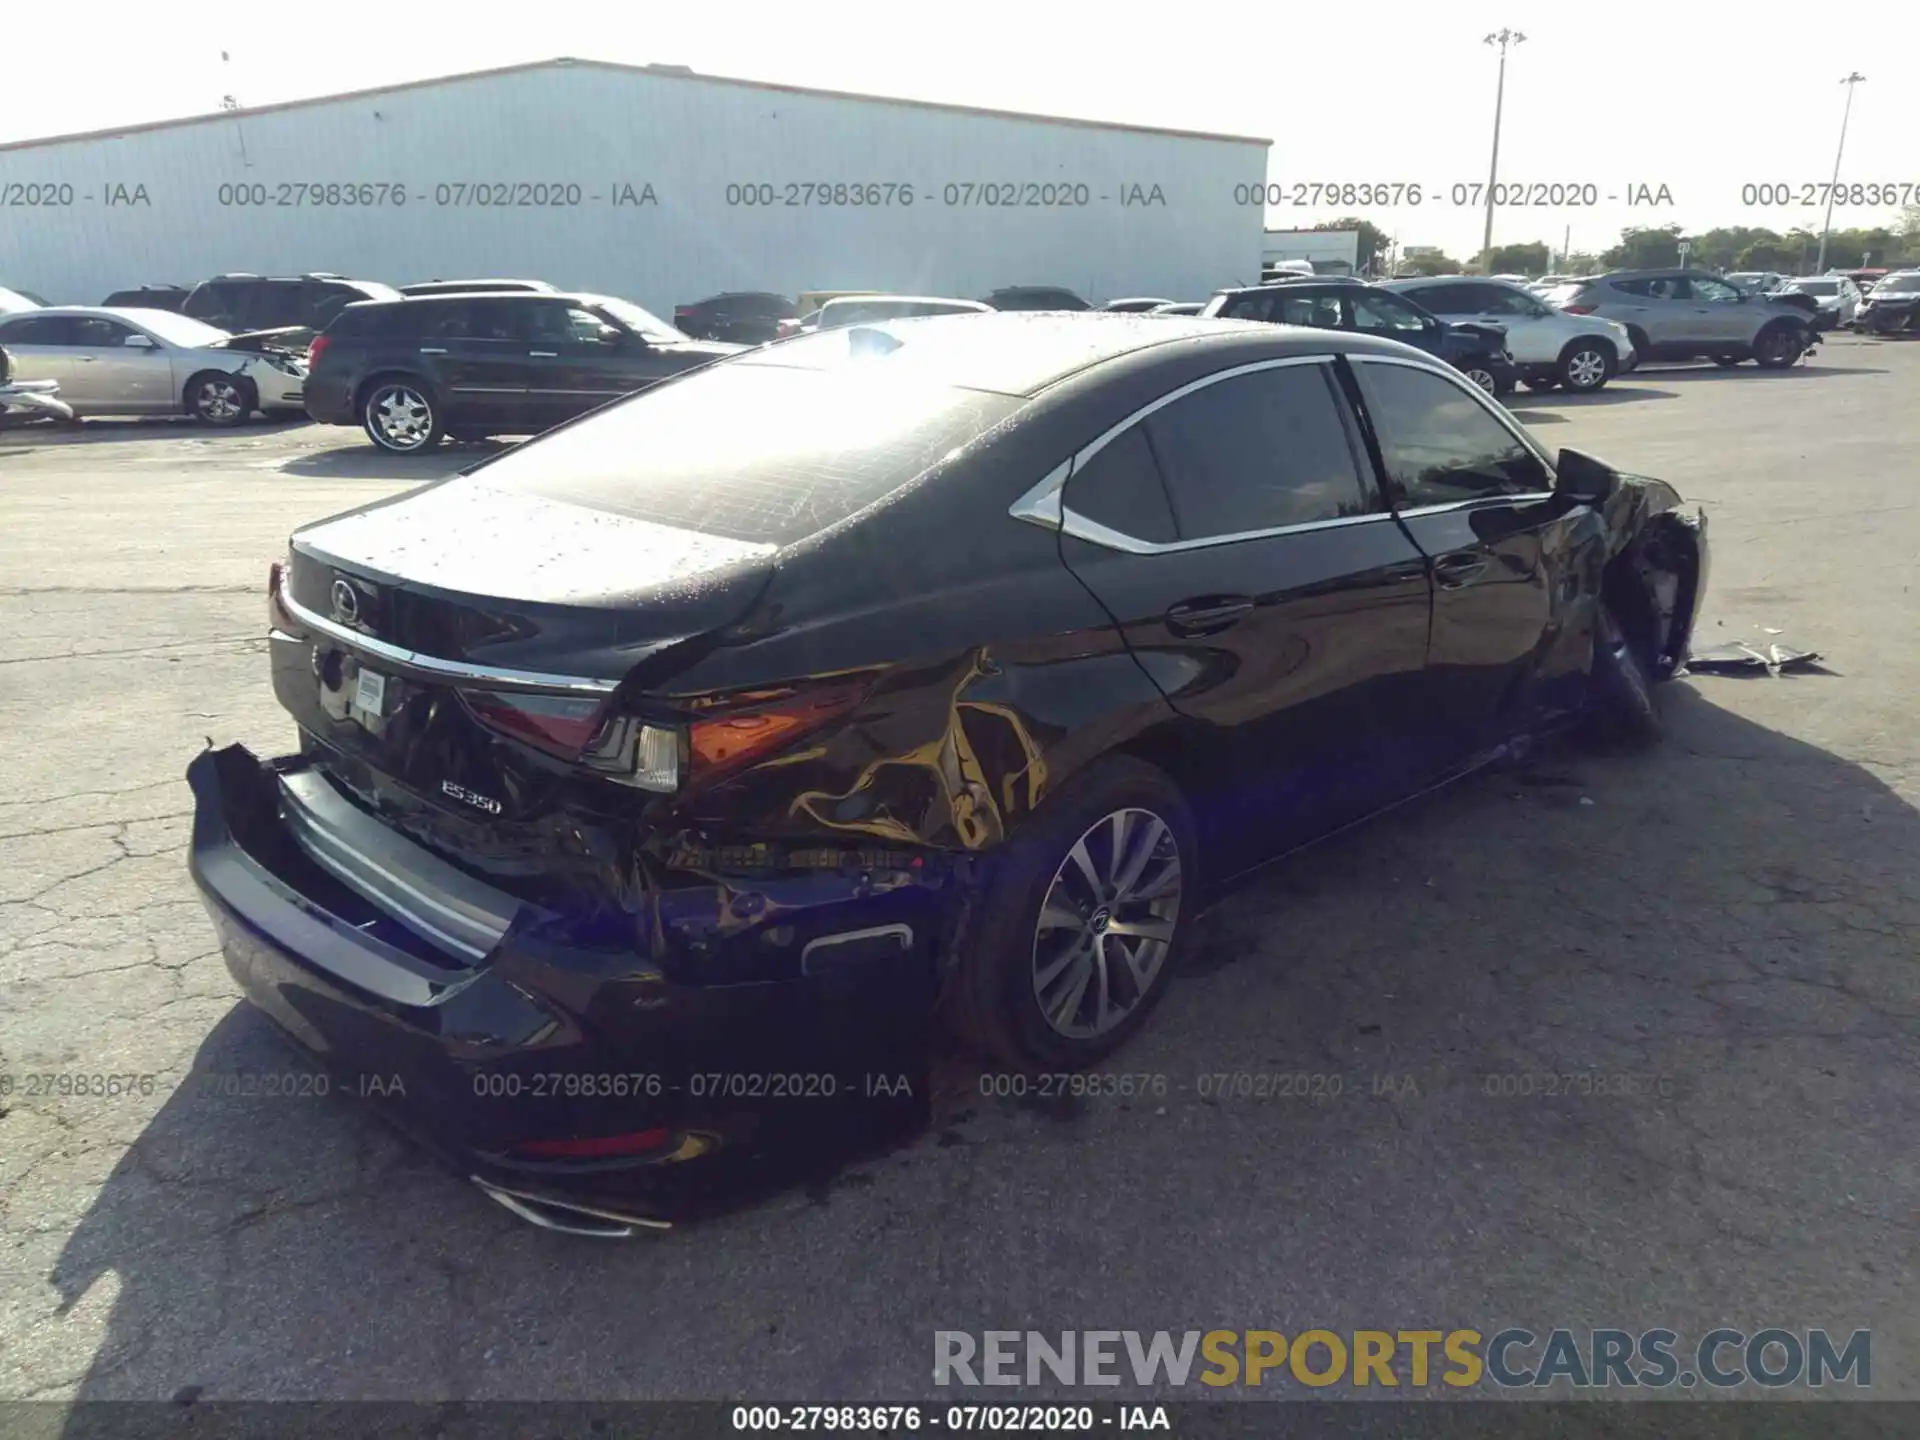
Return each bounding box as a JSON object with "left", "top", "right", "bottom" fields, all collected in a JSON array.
[
  {"left": 418, "top": 347, "right": 448, "bottom": 355},
  {"left": 529, "top": 350, "right": 558, "bottom": 358},
  {"left": 1433, "top": 553, "right": 1489, "bottom": 589},
  {"left": 1165, "top": 596, "right": 1254, "bottom": 637},
  {"left": 1384, "top": 563, "right": 1427, "bottom": 585}
]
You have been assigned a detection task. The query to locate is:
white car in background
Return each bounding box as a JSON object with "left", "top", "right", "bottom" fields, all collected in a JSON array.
[
  {"left": 1381, "top": 275, "right": 1637, "bottom": 392},
  {"left": 1784, "top": 274, "right": 1862, "bottom": 330},
  {"left": 813, "top": 295, "right": 991, "bottom": 329},
  {"left": 0, "top": 307, "right": 307, "bottom": 425}
]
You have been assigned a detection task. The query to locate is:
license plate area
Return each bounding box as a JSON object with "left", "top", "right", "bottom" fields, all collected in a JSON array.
[{"left": 354, "top": 667, "right": 388, "bottom": 717}]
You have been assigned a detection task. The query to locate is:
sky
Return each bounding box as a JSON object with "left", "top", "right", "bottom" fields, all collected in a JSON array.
[{"left": 7, "top": 0, "right": 1912, "bottom": 262}]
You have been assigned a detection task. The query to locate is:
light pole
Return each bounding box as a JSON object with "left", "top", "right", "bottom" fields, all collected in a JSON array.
[
  {"left": 1814, "top": 73, "right": 1866, "bottom": 274},
  {"left": 1481, "top": 29, "right": 1526, "bottom": 270}
]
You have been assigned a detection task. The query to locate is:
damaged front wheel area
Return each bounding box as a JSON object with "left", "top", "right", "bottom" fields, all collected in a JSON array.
[{"left": 1582, "top": 602, "right": 1662, "bottom": 746}]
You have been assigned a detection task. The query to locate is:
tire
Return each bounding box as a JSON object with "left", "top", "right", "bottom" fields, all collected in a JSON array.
[
  {"left": 1752, "top": 324, "right": 1806, "bottom": 370},
  {"left": 185, "top": 372, "right": 254, "bottom": 427},
  {"left": 1460, "top": 363, "right": 1499, "bottom": 396},
  {"left": 1558, "top": 338, "right": 1615, "bottom": 392},
  {"left": 360, "top": 377, "right": 444, "bottom": 453},
  {"left": 944, "top": 756, "right": 1198, "bottom": 1073},
  {"left": 1583, "top": 602, "right": 1661, "bottom": 747},
  {"left": 1712, "top": 355, "right": 1744, "bottom": 367}
]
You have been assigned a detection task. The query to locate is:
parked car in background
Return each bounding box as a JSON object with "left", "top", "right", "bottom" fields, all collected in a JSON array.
[
  {"left": 189, "top": 310, "right": 1708, "bottom": 1229},
  {"left": 979, "top": 286, "right": 1091, "bottom": 311},
  {"left": 1149, "top": 302, "right": 1206, "bottom": 315},
  {"left": 1203, "top": 278, "right": 1519, "bottom": 395},
  {"left": 399, "top": 279, "right": 559, "bottom": 297},
  {"left": 1538, "top": 270, "right": 1817, "bottom": 368},
  {"left": 0, "top": 344, "right": 77, "bottom": 425},
  {"left": 797, "top": 289, "right": 882, "bottom": 315},
  {"left": 1783, "top": 275, "right": 1862, "bottom": 331},
  {"left": 1856, "top": 270, "right": 1920, "bottom": 334},
  {"left": 815, "top": 295, "right": 990, "bottom": 329},
  {"left": 101, "top": 285, "right": 191, "bottom": 311},
  {"left": 1837, "top": 268, "right": 1887, "bottom": 297},
  {"left": 1383, "top": 276, "right": 1635, "bottom": 393},
  {"left": 672, "top": 291, "right": 799, "bottom": 344},
  {"left": 303, "top": 290, "right": 744, "bottom": 453},
  {"left": 1102, "top": 297, "right": 1176, "bottom": 313},
  {"left": 1, "top": 285, "right": 47, "bottom": 314},
  {"left": 182, "top": 274, "right": 402, "bottom": 344},
  {"left": 0, "top": 307, "right": 307, "bottom": 424},
  {"left": 1725, "top": 271, "right": 1790, "bottom": 296}
]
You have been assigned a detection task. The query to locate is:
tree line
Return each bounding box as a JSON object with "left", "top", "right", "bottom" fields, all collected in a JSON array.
[{"left": 1311, "top": 209, "right": 1920, "bottom": 278}]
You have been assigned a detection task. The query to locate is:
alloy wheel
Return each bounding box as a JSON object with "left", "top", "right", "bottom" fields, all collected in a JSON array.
[
  {"left": 1030, "top": 807, "right": 1183, "bottom": 1040},
  {"left": 195, "top": 379, "right": 244, "bottom": 422},
  {"left": 1564, "top": 348, "right": 1608, "bottom": 389},
  {"left": 1465, "top": 367, "right": 1497, "bottom": 394},
  {"left": 369, "top": 386, "right": 434, "bottom": 450}
]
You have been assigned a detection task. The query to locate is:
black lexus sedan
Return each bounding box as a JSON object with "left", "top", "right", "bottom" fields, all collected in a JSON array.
[{"left": 188, "top": 313, "right": 1708, "bottom": 1232}]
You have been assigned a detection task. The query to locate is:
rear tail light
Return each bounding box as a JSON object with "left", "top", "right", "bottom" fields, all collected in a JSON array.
[
  {"left": 511, "top": 1127, "right": 671, "bottom": 1160},
  {"left": 685, "top": 676, "right": 873, "bottom": 782},
  {"left": 307, "top": 334, "right": 331, "bottom": 367},
  {"left": 1561, "top": 303, "right": 1597, "bottom": 315},
  {"left": 460, "top": 674, "right": 873, "bottom": 796}
]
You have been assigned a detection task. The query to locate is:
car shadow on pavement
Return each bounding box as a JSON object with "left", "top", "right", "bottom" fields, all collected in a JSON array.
[
  {"left": 1638, "top": 364, "right": 1888, "bottom": 382},
  {"left": 1507, "top": 386, "right": 1680, "bottom": 413},
  {"left": 35, "top": 682, "right": 1920, "bottom": 1404},
  {"left": 275, "top": 442, "right": 513, "bottom": 481},
  {"left": 0, "top": 416, "right": 310, "bottom": 448}
]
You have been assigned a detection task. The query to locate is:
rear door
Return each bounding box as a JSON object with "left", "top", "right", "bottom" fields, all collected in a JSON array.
[
  {"left": 1345, "top": 354, "right": 1589, "bottom": 764},
  {"left": 1053, "top": 355, "right": 1434, "bottom": 868},
  {"left": 1684, "top": 274, "right": 1758, "bottom": 344},
  {"left": 0, "top": 313, "right": 82, "bottom": 389},
  {"left": 419, "top": 298, "right": 535, "bottom": 429}
]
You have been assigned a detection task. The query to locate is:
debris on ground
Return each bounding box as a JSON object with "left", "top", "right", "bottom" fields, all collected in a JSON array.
[{"left": 1681, "top": 641, "right": 1825, "bottom": 677}]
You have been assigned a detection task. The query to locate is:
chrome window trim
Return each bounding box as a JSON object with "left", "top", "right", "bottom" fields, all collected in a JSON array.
[
  {"left": 1007, "top": 354, "right": 1390, "bottom": 555},
  {"left": 277, "top": 582, "right": 624, "bottom": 696}
]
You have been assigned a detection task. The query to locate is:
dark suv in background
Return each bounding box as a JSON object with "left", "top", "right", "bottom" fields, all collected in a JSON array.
[
  {"left": 672, "top": 291, "right": 799, "bottom": 344},
  {"left": 979, "top": 286, "right": 1091, "bottom": 312},
  {"left": 100, "top": 284, "right": 191, "bottom": 311},
  {"left": 183, "top": 274, "right": 402, "bottom": 341},
  {"left": 304, "top": 290, "right": 744, "bottom": 452},
  {"left": 1204, "top": 278, "right": 1519, "bottom": 395}
]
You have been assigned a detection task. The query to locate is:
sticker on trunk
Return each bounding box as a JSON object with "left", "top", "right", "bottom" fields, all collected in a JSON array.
[{"left": 353, "top": 667, "right": 388, "bottom": 717}]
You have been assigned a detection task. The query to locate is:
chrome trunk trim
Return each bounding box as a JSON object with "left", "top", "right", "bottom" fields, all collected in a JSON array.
[{"left": 278, "top": 768, "right": 520, "bottom": 963}]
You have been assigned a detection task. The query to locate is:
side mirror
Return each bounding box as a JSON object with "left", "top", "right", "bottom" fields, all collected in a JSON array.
[
  {"left": 1554, "top": 447, "right": 1618, "bottom": 505},
  {"left": 123, "top": 333, "right": 158, "bottom": 349}
]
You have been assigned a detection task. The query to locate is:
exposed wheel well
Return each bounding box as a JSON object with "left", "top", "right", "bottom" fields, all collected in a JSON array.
[
  {"left": 1604, "top": 517, "right": 1703, "bottom": 677},
  {"left": 1560, "top": 334, "right": 1617, "bottom": 363}
]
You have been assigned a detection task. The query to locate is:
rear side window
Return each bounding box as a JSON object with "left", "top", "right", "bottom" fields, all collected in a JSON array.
[
  {"left": 0, "top": 314, "right": 76, "bottom": 344},
  {"left": 1142, "top": 364, "right": 1376, "bottom": 539},
  {"left": 183, "top": 283, "right": 238, "bottom": 322},
  {"left": 1409, "top": 284, "right": 1476, "bottom": 316},
  {"left": 1064, "top": 424, "right": 1177, "bottom": 543},
  {"left": 1213, "top": 293, "right": 1276, "bottom": 323}
]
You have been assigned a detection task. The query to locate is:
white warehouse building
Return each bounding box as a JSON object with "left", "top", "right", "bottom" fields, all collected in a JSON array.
[{"left": 0, "top": 59, "right": 1270, "bottom": 314}]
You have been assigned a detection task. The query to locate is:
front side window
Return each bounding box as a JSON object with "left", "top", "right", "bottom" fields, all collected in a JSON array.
[
  {"left": 1142, "top": 363, "right": 1377, "bottom": 539},
  {"left": 70, "top": 317, "right": 140, "bottom": 348},
  {"left": 1406, "top": 285, "right": 1476, "bottom": 316},
  {"left": 1691, "top": 277, "right": 1742, "bottom": 304},
  {"left": 1272, "top": 293, "right": 1344, "bottom": 329},
  {"left": 1474, "top": 284, "right": 1546, "bottom": 317},
  {"left": 1348, "top": 291, "right": 1430, "bottom": 335},
  {"left": 1356, "top": 361, "right": 1550, "bottom": 507}
]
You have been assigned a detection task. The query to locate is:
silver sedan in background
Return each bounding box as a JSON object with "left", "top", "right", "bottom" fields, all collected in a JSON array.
[{"left": 0, "top": 307, "right": 308, "bottom": 425}]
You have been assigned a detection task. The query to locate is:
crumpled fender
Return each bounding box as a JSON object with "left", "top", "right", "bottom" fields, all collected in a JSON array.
[{"left": 1597, "top": 473, "right": 1709, "bottom": 673}]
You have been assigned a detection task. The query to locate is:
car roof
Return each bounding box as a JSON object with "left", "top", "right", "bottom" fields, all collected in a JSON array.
[
  {"left": 742, "top": 310, "right": 1437, "bottom": 399},
  {"left": 820, "top": 295, "right": 987, "bottom": 309},
  {"left": 1216, "top": 276, "right": 1369, "bottom": 295},
  {"left": 401, "top": 278, "right": 554, "bottom": 290},
  {"left": 6, "top": 305, "right": 208, "bottom": 327}
]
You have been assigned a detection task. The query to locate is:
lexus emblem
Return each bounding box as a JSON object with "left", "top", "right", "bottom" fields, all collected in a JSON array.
[{"left": 329, "top": 578, "right": 360, "bottom": 625}]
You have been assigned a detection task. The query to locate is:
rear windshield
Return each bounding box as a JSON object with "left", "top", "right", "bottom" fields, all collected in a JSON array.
[
  {"left": 1876, "top": 272, "right": 1920, "bottom": 291},
  {"left": 463, "top": 361, "right": 1021, "bottom": 546}
]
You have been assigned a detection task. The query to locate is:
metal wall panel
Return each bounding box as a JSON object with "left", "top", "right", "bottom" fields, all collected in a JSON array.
[{"left": 0, "top": 65, "right": 1268, "bottom": 312}]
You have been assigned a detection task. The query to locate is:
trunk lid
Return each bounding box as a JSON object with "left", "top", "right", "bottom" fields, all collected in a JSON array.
[{"left": 274, "top": 477, "right": 777, "bottom": 868}]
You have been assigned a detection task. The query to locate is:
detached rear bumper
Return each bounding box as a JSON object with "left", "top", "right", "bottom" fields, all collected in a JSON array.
[{"left": 186, "top": 745, "right": 947, "bottom": 1226}]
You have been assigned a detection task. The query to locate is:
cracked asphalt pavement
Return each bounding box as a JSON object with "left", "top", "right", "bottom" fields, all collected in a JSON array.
[{"left": 2, "top": 340, "right": 1916, "bottom": 1404}]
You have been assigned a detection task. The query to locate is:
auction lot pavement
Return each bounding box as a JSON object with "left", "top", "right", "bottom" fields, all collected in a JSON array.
[{"left": 2, "top": 338, "right": 1917, "bottom": 1403}]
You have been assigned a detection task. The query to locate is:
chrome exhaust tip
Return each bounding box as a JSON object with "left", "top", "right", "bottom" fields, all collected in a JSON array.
[{"left": 471, "top": 1177, "right": 674, "bottom": 1237}]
